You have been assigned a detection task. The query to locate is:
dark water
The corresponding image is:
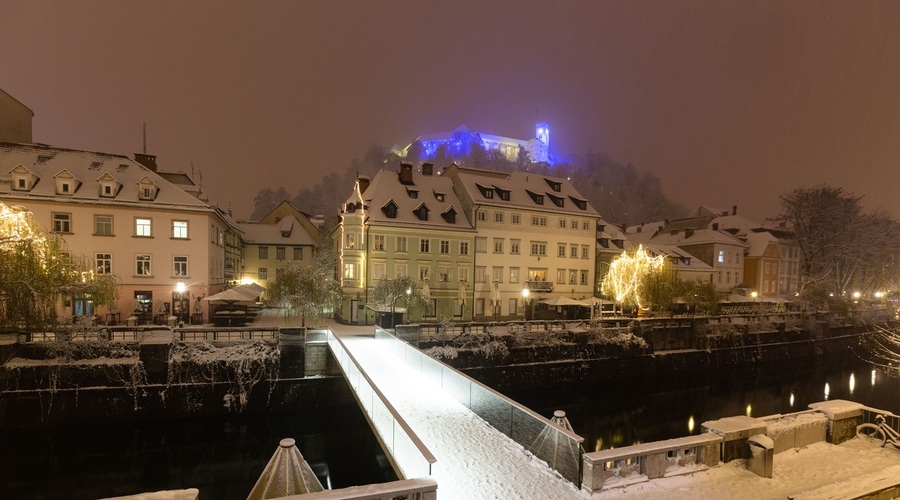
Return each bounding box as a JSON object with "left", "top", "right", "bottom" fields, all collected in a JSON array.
[
  {"left": 0, "top": 403, "right": 396, "bottom": 500},
  {"left": 506, "top": 356, "right": 900, "bottom": 453}
]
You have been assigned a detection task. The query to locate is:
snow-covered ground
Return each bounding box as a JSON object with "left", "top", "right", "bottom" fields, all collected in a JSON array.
[{"left": 335, "top": 325, "right": 900, "bottom": 499}]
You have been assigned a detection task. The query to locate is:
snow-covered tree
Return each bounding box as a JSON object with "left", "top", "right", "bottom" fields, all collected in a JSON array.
[
  {"left": 267, "top": 263, "right": 340, "bottom": 327},
  {"left": 0, "top": 201, "right": 118, "bottom": 330},
  {"left": 371, "top": 275, "right": 429, "bottom": 327}
]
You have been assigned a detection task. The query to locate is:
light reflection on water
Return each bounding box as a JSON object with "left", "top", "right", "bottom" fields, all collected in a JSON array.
[{"left": 507, "top": 357, "right": 900, "bottom": 453}]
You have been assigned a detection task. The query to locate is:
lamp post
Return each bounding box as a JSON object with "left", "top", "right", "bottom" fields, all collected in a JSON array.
[
  {"left": 174, "top": 281, "right": 187, "bottom": 323},
  {"left": 750, "top": 290, "right": 760, "bottom": 315},
  {"left": 522, "top": 288, "right": 531, "bottom": 320}
]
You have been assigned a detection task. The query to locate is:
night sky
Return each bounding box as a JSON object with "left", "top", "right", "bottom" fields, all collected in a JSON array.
[{"left": 3, "top": 1, "right": 900, "bottom": 223}]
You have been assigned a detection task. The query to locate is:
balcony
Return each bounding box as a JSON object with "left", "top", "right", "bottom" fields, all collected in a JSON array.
[{"left": 525, "top": 280, "right": 553, "bottom": 293}]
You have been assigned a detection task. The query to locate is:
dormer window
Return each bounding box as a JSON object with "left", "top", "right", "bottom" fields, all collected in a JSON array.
[
  {"left": 137, "top": 177, "right": 159, "bottom": 201},
  {"left": 547, "top": 193, "right": 565, "bottom": 207},
  {"left": 441, "top": 207, "right": 457, "bottom": 224},
  {"left": 476, "top": 183, "right": 494, "bottom": 199},
  {"left": 382, "top": 200, "right": 398, "bottom": 219},
  {"left": 413, "top": 203, "right": 430, "bottom": 221},
  {"left": 433, "top": 190, "right": 445, "bottom": 202},
  {"left": 568, "top": 196, "right": 588, "bottom": 210},
  {"left": 117, "top": 164, "right": 129, "bottom": 172},
  {"left": 89, "top": 162, "right": 102, "bottom": 170},
  {"left": 406, "top": 187, "right": 419, "bottom": 199},
  {"left": 526, "top": 190, "right": 544, "bottom": 205},
  {"left": 53, "top": 170, "right": 81, "bottom": 196},
  {"left": 544, "top": 178, "right": 562, "bottom": 192},
  {"left": 98, "top": 173, "right": 121, "bottom": 198},
  {"left": 10, "top": 165, "right": 38, "bottom": 191},
  {"left": 494, "top": 187, "right": 510, "bottom": 201}
]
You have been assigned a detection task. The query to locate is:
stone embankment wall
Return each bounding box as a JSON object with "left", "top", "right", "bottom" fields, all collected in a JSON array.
[{"left": 0, "top": 328, "right": 343, "bottom": 428}]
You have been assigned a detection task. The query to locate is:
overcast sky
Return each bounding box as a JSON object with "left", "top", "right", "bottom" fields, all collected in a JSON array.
[{"left": 3, "top": 1, "right": 899, "bottom": 222}]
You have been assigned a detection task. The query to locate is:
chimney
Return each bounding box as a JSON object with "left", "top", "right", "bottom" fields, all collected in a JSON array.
[
  {"left": 357, "top": 175, "right": 370, "bottom": 194},
  {"left": 732, "top": 205, "right": 738, "bottom": 215},
  {"left": 134, "top": 153, "right": 157, "bottom": 172},
  {"left": 422, "top": 162, "right": 434, "bottom": 176},
  {"left": 399, "top": 163, "right": 414, "bottom": 185}
]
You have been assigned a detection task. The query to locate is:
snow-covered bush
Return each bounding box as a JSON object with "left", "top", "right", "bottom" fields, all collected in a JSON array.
[{"left": 426, "top": 345, "right": 459, "bottom": 360}]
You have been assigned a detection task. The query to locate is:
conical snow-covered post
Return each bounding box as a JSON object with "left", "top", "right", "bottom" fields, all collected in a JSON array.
[
  {"left": 248, "top": 438, "right": 324, "bottom": 499},
  {"left": 528, "top": 410, "right": 583, "bottom": 484}
]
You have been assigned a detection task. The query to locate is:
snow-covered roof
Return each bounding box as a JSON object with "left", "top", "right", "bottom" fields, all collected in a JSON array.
[
  {"left": 644, "top": 243, "right": 715, "bottom": 272},
  {"left": 237, "top": 214, "right": 319, "bottom": 246},
  {"left": 744, "top": 230, "right": 781, "bottom": 257},
  {"left": 649, "top": 227, "right": 748, "bottom": 248},
  {"left": 0, "top": 142, "right": 209, "bottom": 210},
  {"left": 448, "top": 166, "right": 599, "bottom": 217},
  {"left": 354, "top": 168, "right": 475, "bottom": 231},
  {"left": 625, "top": 221, "right": 667, "bottom": 244}
]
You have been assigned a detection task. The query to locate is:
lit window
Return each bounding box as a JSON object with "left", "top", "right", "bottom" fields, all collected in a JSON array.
[
  {"left": 344, "top": 263, "right": 356, "bottom": 279},
  {"left": 509, "top": 267, "right": 520, "bottom": 283},
  {"left": 96, "top": 253, "right": 112, "bottom": 274},
  {"left": 135, "top": 218, "right": 152, "bottom": 237},
  {"left": 136, "top": 254, "right": 151, "bottom": 276},
  {"left": 718, "top": 250, "right": 725, "bottom": 263},
  {"left": 259, "top": 268, "right": 268, "bottom": 280},
  {"left": 373, "top": 235, "right": 385, "bottom": 251},
  {"left": 172, "top": 220, "right": 188, "bottom": 239},
  {"left": 345, "top": 233, "right": 356, "bottom": 249},
  {"left": 173, "top": 256, "right": 188, "bottom": 276}
]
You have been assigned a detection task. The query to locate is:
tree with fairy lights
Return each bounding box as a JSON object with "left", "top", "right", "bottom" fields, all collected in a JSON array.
[
  {"left": 0, "top": 201, "right": 117, "bottom": 331},
  {"left": 601, "top": 245, "right": 672, "bottom": 315}
]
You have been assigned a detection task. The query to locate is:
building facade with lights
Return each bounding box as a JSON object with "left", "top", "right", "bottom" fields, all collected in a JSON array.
[
  {"left": 442, "top": 165, "right": 601, "bottom": 320},
  {"left": 237, "top": 201, "right": 322, "bottom": 298},
  {"left": 337, "top": 163, "right": 476, "bottom": 324},
  {"left": 0, "top": 142, "right": 240, "bottom": 323},
  {"left": 399, "top": 123, "right": 551, "bottom": 164}
]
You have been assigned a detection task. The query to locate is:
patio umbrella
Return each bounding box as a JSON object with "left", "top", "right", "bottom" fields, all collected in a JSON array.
[
  {"left": 192, "top": 296, "right": 203, "bottom": 314},
  {"left": 540, "top": 296, "right": 590, "bottom": 307},
  {"left": 155, "top": 299, "right": 166, "bottom": 314},
  {"left": 457, "top": 283, "right": 466, "bottom": 306},
  {"left": 203, "top": 287, "right": 258, "bottom": 305},
  {"left": 422, "top": 282, "right": 431, "bottom": 300},
  {"left": 490, "top": 281, "right": 501, "bottom": 308}
]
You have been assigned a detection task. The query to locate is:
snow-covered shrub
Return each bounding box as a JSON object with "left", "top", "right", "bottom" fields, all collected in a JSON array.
[{"left": 426, "top": 345, "right": 459, "bottom": 360}]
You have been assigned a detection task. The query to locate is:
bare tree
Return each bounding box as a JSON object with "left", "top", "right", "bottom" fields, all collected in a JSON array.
[
  {"left": 371, "top": 276, "right": 429, "bottom": 328},
  {"left": 267, "top": 263, "right": 341, "bottom": 327}
]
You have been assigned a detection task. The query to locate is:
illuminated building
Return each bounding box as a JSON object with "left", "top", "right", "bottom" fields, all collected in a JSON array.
[{"left": 398, "top": 123, "right": 551, "bottom": 164}]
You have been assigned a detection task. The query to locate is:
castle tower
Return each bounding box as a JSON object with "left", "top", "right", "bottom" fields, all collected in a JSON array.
[{"left": 536, "top": 122, "right": 549, "bottom": 146}]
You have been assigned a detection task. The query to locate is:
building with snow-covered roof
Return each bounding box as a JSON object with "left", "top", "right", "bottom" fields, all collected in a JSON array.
[
  {"left": 0, "top": 142, "right": 241, "bottom": 323},
  {"left": 443, "top": 164, "right": 600, "bottom": 320},
  {"left": 237, "top": 201, "right": 322, "bottom": 297},
  {"left": 398, "top": 123, "right": 550, "bottom": 164},
  {"left": 648, "top": 227, "right": 748, "bottom": 293},
  {"left": 338, "top": 163, "right": 476, "bottom": 324}
]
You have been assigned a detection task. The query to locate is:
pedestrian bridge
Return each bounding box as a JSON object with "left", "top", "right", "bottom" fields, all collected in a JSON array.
[{"left": 318, "top": 326, "right": 585, "bottom": 499}]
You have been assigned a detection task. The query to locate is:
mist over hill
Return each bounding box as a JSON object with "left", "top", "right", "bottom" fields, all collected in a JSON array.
[{"left": 250, "top": 143, "right": 684, "bottom": 226}]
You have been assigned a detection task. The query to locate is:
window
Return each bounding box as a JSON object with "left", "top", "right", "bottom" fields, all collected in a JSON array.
[
  {"left": 475, "top": 298, "right": 485, "bottom": 316},
  {"left": 276, "top": 247, "right": 285, "bottom": 260},
  {"left": 173, "top": 256, "right": 188, "bottom": 277},
  {"left": 374, "top": 235, "right": 385, "bottom": 251},
  {"left": 293, "top": 247, "right": 303, "bottom": 260},
  {"left": 531, "top": 216, "right": 547, "bottom": 227},
  {"left": 396, "top": 263, "right": 408, "bottom": 277},
  {"left": 439, "top": 266, "right": 450, "bottom": 282},
  {"left": 570, "top": 244, "right": 578, "bottom": 258},
  {"left": 96, "top": 253, "right": 112, "bottom": 275},
  {"left": 382, "top": 201, "right": 398, "bottom": 218},
  {"left": 372, "top": 263, "right": 386, "bottom": 280},
  {"left": 459, "top": 267, "right": 469, "bottom": 282},
  {"left": 344, "top": 263, "right": 356, "bottom": 280},
  {"left": 557, "top": 269, "right": 567, "bottom": 284},
  {"left": 136, "top": 254, "right": 151, "bottom": 276},
  {"left": 276, "top": 268, "right": 285, "bottom": 280},
  {"left": 477, "top": 211, "right": 486, "bottom": 222},
  {"left": 530, "top": 241, "right": 547, "bottom": 256},
  {"left": 511, "top": 213, "right": 521, "bottom": 224},
  {"left": 440, "top": 240, "right": 450, "bottom": 254},
  {"left": 413, "top": 204, "right": 429, "bottom": 221},
  {"left": 510, "top": 239, "right": 520, "bottom": 254},
  {"left": 528, "top": 269, "right": 548, "bottom": 281},
  {"left": 345, "top": 233, "right": 356, "bottom": 249},
  {"left": 259, "top": 268, "right": 268, "bottom": 280},
  {"left": 475, "top": 266, "right": 486, "bottom": 283},
  {"left": 492, "top": 266, "right": 503, "bottom": 283},
  {"left": 558, "top": 244, "right": 567, "bottom": 258},
  {"left": 559, "top": 218, "right": 567, "bottom": 228},
  {"left": 494, "top": 212, "right": 504, "bottom": 223},
  {"left": 718, "top": 250, "right": 725, "bottom": 263},
  {"left": 582, "top": 245, "right": 590, "bottom": 259},
  {"left": 493, "top": 238, "right": 504, "bottom": 253},
  {"left": 420, "top": 238, "right": 430, "bottom": 253},
  {"left": 396, "top": 236, "right": 408, "bottom": 253},
  {"left": 581, "top": 270, "right": 589, "bottom": 285},
  {"left": 509, "top": 267, "right": 520, "bottom": 283},
  {"left": 52, "top": 213, "right": 71, "bottom": 233},
  {"left": 418, "top": 265, "right": 430, "bottom": 281},
  {"left": 135, "top": 217, "right": 152, "bottom": 237},
  {"left": 172, "top": 220, "right": 188, "bottom": 239},
  {"left": 508, "top": 298, "right": 518, "bottom": 315},
  {"left": 95, "top": 215, "right": 113, "bottom": 235},
  {"left": 476, "top": 237, "right": 487, "bottom": 253},
  {"left": 571, "top": 219, "right": 578, "bottom": 229},
  {"left": 259, "top": 247, "right": 269, "bottom": 260},
  {"left": 459, "top": 241, "right": 469, "bottom": 255},
  {"left": 569, "top": 270, "right": 578, "bottom": 285}
]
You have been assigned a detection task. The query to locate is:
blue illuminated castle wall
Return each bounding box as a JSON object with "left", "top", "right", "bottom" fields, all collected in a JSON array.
[{"left": 400, "top": 122, "right": 551, "bottom": 164}]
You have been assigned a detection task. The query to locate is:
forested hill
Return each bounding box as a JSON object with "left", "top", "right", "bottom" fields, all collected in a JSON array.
[{"left": 249, "top": 144, "right": 684, "bottom": 226}]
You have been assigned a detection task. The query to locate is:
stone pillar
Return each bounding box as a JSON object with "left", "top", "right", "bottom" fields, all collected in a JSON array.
[
  {"left": 808, "top": 399, "right": 865, "bottom": 445},
  {"left": 702, "top": 415, "right": 767, "bottom": 463}
]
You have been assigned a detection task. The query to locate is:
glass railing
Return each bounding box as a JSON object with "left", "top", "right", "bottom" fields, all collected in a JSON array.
[{"left": 326, "top": 330, "right": 436, "bottom": 479}]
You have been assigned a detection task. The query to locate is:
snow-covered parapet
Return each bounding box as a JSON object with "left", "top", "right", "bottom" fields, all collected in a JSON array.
[
  {"left": 702, "top": 415, "right": 767, "bottom": 462},
  {"left": 809, "top": 399, "right": 866, "bottom": 445},
  {"left": 761, "top": 410, "right": 827, "bottom": 453}
]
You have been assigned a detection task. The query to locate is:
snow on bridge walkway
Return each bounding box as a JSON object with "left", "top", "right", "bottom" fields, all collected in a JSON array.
[{"left": 336, "top": 333, "right": 586, "bottom": 500}]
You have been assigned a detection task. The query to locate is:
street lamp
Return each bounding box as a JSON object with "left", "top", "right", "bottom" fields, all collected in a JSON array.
[
  {"left": 174, "top": 281, "right": 187, "bottom": 323},
  {"left": 522, "top": 288, "right": 531, "bottom": 320}
]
